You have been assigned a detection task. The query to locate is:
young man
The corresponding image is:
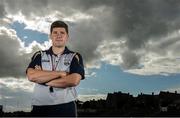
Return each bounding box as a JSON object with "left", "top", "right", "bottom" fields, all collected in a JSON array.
[{"left": 26, "top": 20, "right": 85, "bottom": 117}]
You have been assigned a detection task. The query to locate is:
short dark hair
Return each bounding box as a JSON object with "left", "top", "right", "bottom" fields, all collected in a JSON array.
[{"left": 50, "top": 20, "right": 68, "bottom": 34}]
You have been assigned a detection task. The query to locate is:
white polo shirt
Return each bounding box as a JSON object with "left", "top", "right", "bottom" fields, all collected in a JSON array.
[{"left": 27, "top": 46, "right": 85, "bottom": 106}]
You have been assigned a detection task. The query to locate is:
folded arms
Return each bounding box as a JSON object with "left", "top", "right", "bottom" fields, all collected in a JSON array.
[{"left": 27, "top": 66, "right": 81, "bottom": 88}]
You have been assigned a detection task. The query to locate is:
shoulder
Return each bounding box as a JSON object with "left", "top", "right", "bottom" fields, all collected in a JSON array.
[
  {"left": 31, "top": 49, "right": 48, "bottom": 60},
  {"left": 32, "top": 51, "right": 41, "bottom": 60},
  {"left": 71, "top": 52, "right": 83, "bottom": 64},
  {"left": 65, "top": 47, "right": 83, "bottom": 61},
  {"left": 74, "top": 52, "right": 82, "bottom": 61},
  {"left": 34, "top": 48, "right": 50, "bottom": 56}
]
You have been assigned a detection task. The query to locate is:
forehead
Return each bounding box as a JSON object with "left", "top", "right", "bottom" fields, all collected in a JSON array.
[{"left": 52, "top": 27, "right": 66, "bottom": 32}]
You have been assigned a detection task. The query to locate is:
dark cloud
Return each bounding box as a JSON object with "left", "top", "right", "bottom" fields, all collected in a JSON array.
[
  {"left": 0, "top": 4, "right": 6, "bottom": 18},
  {"left": 121, "top": 49, "right": 141, "bottom": 69},
  {"left": 65, "top": 0, "right": 180, "bottom": 69},
  {"left": 106, "top": 0, "right": 180, "bottom": 69},
  {"left": 0, "top": 35, "right": 25, "bottom": 77},
  {"left": 2, "top": 0, "right": 48, "bottom": 17},
  {"left": 69, "top": 20, "right": 103, "bottom": 63},
  {"left": 1, "top": 0, "right": 180, "bottom": 72},
  {"left": 110, "top": 0, "right": 180, "bottom": 47},
  {"left": 0, "top": 28, "right": 39, "bottom": 78}
]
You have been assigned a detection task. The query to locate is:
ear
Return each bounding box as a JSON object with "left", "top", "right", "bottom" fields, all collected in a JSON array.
[
  {"left": 49, "top": 34, "right": 52, "bottom": 41},
  {"left": 66, "top": 35, "right": 69, "bottom": 41}
]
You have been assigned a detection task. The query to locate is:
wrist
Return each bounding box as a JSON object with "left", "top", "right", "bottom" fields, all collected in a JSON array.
[{"left": 59, "top": 71, "right": 67, "bottom": 77}]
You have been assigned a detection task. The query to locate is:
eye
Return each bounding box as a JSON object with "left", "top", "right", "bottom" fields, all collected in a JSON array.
[
  {"left": 60, "top": 31, "right": 65, "bottom": 34},
  {"left": 53, "top": 31, "right": 58, "bottom": 35}
]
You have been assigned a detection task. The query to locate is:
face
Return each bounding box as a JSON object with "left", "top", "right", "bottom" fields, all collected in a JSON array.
[{"left": 50, "top": 27, "right": 68, "bottom": 48}]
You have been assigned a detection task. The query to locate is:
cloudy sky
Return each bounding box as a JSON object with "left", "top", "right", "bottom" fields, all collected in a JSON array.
[{"left": 1, "top": 0, "right": 180, "bottom": 112}]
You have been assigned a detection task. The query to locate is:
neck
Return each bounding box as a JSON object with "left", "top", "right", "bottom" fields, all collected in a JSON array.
[{"left": 52, "top": 46, "right": 65, "bottom": 55}]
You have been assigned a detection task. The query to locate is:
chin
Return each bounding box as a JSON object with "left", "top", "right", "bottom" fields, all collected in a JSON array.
[
  {"left": 55, "top": 45, "right": 64, "bottom": 48},
  {"left": 54, "top": 43, "right": 64, "bottom": 47}
]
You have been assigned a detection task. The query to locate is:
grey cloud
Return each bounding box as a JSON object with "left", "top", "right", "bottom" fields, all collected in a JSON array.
[
  {"left": 68, "top": 0, "right": 180, "bottom": 69},
  {"left": 1, "top": 0, "right": 180, "bottom": 71},
  {"left": 2, "top": 0, "right": 48, "bottom": 17},
  {"left": 146, "top": 36, "right": 180, "bottom": 57},
  {"left": 0, "top": 81, "right": 32, "bottom": 112},
  {"left": 121, "top": 49, "right": 141, "bottom": 69},
  {"left": 0, "top": 34, "right": 25, "bottom": 77},
  {"left": 0, "top": 3, "right": 6, "bottom": 18},
  {"left": 0, "top": 29, "right": 39, "bottom": 78},
  {"left": 69, "top": 20, "right": 103, "bottom": 63},
  {"left": 111, "top": 1, "right": 168, "bottom": 46},
  {"left": 107, "top": 0, "right": 180, "bottom": 69},
  {"left": 157, "top": 37, "right": 180, "bottom": 50}
]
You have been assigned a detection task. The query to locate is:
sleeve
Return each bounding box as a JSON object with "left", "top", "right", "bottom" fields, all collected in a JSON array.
[
  {"left": 70, "top": 53, "right": 85, "bottom": 80},
  {"left": 26, "top": 51, "right": 41, "bottom": 73}
]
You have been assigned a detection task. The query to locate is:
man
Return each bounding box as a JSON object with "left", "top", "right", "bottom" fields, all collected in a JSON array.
[{"left": 26, "top": 20, "right": 85, "bottom": 117}]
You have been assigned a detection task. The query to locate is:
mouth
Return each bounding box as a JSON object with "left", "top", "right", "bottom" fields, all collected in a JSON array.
[{"left": 55, "top": 39, "right": 63, "bottom": 42}]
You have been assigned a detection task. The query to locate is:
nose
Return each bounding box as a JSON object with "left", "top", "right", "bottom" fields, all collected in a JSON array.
[{"left": 57, "top": 33, "right": 62, "bottom": 38}]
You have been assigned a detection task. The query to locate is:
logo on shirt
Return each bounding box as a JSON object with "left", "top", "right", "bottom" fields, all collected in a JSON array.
[{"left": 64, "top": 58, "right": 71, "bottom": 66}]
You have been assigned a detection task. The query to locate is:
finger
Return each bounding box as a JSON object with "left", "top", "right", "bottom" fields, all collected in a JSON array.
[{"left": 35, "top": 65, "right": 41, "bottom": 70}]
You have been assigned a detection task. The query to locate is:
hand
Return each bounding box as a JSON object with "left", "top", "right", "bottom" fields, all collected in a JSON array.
[
  {"left": 60, "top": 71, "right": 69, "bottom": 77},
  {"left": 46, "top": 82, "right": 51, "bottom": 86},
  {"left": 35, "top": 65, "right": 42, "bottom": 70}
]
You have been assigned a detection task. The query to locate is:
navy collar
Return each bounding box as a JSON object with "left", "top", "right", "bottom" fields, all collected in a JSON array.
[{"left": 47, "top": 46, "right": 70, "bottom": 56}]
